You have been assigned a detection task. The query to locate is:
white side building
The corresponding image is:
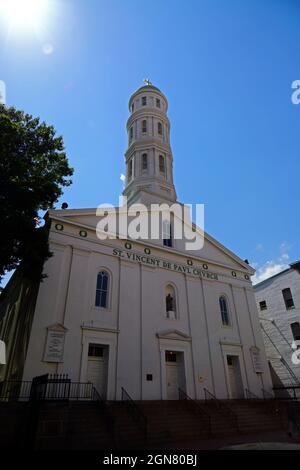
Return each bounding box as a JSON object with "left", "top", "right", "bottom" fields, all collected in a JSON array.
[
  {"left": 20, "top": 84, "right": 273, "bottom": 400},
  {"left": 254, "top": 261, "right": 300, "bottom": 390}
]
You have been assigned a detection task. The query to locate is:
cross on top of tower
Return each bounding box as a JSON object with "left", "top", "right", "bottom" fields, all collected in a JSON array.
[{"left": 143, "top": 78, "right": 152, "bottom": 86}]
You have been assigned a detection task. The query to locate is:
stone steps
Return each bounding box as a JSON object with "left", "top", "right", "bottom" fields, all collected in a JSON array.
[{"left": 1, "top": 398, "right": 296, "bottom": 449}]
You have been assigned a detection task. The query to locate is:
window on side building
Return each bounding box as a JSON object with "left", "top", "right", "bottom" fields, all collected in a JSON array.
[
  {"left": 291, "top": 322, "right": 300, "bottom": 342},
  {"left": 259, "top": 300, "right": 267, "bottom": 311},
  {"left": 282, "top": 288, "right": 295, "bottom": 310}
]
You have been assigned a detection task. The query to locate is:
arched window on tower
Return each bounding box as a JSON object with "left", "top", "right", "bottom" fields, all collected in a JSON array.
[
  {"left": 95, "top": 271, "right": 109, "bottom": 308},
  {"left": 142, "top": 153, "right": 148, "bottom": 172},
  {"left": 128, "top": 159, "right": 133, "bottom": 181},
  {"left": 142, "top": 120, "right": 147, "bottom": 133},
  {"left": 219, "top": 296, "right": 230, "bottom": 326},
  {"left": 159, "top": 155, "right": 165, "bottom": 175},
  {"left": 130, "top": 126, "right": 133, "bottom": 140},
  {"left": 165, "top": 284, "right": 177, "bottom": 319},
  {"left": 163, "top": 219, "right": 172, "bottom": 247},
  {"left": 158, "top": 122, "right": 162, "bottom": 135}
]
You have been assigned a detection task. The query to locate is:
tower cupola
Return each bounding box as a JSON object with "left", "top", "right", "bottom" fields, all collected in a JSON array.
[{"left": 123, "top": 82, "right": 177, "bottom": 206}]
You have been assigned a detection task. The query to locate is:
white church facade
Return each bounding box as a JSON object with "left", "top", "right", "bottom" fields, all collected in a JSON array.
[{"left": 20, "top": 84, "right": 273, "bottom": 401}]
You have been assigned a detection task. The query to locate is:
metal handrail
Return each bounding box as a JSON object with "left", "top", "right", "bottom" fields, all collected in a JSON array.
[
  {"left": 178, "top": 388, "right": 211, "bottom": 435},
  {"left": 91, "top": 386, "right": 115, "bottom": 444},
  {"left": 204, "top": 387, "right": 238, "bottom": 430},
  {"left": 273, "top": 385, "right": 300, "bottom": 400},
  {"left": 91, "top": 386, "right": 105, "bottom": 402},
  {"left": 258, "top": 388, "right": 282, "bottom": 423},
  {"left": 245, "top": 388, "right": 261, "bottom": 400},
  {"left": 121, "top": 387, "right": 147, "bottom": 441}
]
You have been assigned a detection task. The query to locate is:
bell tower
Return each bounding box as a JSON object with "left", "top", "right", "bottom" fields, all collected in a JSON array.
[{"left": 123, "top": 82, "right": 177, "bottom": 206}]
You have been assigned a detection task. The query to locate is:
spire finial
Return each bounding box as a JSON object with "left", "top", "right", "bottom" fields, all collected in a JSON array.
[{"left": 143, "top": 78, "right": 152, "bottom": 86}]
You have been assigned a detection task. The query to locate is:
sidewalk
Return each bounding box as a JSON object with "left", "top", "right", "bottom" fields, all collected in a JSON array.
[{"left": 153, "top": 430, "right": 300, "bottom": 450}]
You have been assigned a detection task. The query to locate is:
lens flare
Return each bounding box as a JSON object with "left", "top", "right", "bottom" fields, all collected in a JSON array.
[{"left": 0, "top": 0, "right": 48, "bottom": 31}]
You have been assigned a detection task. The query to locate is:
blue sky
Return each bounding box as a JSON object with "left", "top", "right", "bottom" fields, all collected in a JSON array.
[{"left": 0, "top": 0, "right": 299, "bottom": 285}]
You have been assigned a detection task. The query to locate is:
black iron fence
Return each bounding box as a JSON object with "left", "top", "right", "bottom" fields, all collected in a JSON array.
[
  {"left": 0, "top": 374, "right": 103, "bottom": 402},
  {"left": 0, "top": 374, "right": 116, "bottom": 449},
  {"left": 0, "top": 380, "right": 32, "bottom": 401}
]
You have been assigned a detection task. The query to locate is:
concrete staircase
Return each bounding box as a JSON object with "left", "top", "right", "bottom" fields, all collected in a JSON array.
[
  {"left": 0, "top": 398, "right": 296, "bottom": 450},
  {"left": 0, "top": 402, "right": 31, "bottom": 449},
  {"left": 108, "top": 399, "right": 287, "bottom": 449},
  {"left": 138, "top": 400, "right": 210, "bottom": 447},
  {"left": 35, "top": 401, "right": 113, "bottom": 450},
  {"left": 201, "top": 399, "right": 283, "bottom": 436}
]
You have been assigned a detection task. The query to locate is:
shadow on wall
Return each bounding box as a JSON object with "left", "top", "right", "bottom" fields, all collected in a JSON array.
[
  {"left": 0, "top": 270, "right": 41, "bottom": 384},
  {"left": 269, "top": 362, "right": 291, "bottom": 399}
]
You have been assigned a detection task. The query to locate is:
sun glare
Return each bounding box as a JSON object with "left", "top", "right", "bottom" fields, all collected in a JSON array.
[{"left": 0, "top": 0, "right": 48, "bottom": 31}]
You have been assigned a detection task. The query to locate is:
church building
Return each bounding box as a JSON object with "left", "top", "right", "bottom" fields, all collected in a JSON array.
[{"left": 4, "top": 83, "right": 273, "bottom": 401}]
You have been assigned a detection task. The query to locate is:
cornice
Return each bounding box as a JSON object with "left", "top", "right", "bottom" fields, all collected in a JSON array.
[
  {"left": 125, "top": 140, "right": 172, "bottom": 158},
  {"left": 126, "top": 109, "right": 170, "bottom": 128},
  {"left": 48, "top": 214, "right": 253, "bottom": 279}
]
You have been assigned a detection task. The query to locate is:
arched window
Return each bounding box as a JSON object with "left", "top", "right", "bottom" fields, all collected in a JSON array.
[
  {"left": 163, "top": 220, "right": 172, "bottom": 247},
  {"left": 95, "top": 271, "right": 109, "bottom": 308},
  {"left": 128, "top": 159, "right": 133, "bottom": 180},
  {"left": 159, "top": 155, "right": 165, "bottom": 174},
  {"left": 165, "top": 284, "right": 177, "bottom": 319},
  {"left": 142, "top": 119, "right": 147, "bottom": 133},
  {"left": 219, "top": 296, "right": 230, "bottom": 326},
  {"left": 130, "top": 126, "right": 133, "bottom": 140},
  {"left": 158, "top": 122, "right": 162, "bottom": 135},
  {"left": 142, "top": 153, "right": 148, "bottom": 171}
]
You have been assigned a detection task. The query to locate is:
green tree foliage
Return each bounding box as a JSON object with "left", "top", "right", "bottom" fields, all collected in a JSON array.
[{"left": 0, "top": 105, "right": 73, "bottom": 283}]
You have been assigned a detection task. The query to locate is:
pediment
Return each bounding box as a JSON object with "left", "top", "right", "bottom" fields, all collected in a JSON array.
[
  {"left": 46, "top": 323, "right": 68, "bottom": 332},
  {"left": 48, "top": 206, "right": 254, "bottom": 274},
  {"left": 156, "top": 329, "right": 191, "bottom": 341}
]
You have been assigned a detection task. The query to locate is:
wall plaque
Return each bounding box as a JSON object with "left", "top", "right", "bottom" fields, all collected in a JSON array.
[
  {"left": 43, "top": 324, "right": 67, "bottom": 363},
  {"left": 250, "top": 346, "right": 263, "bottom": 373}
]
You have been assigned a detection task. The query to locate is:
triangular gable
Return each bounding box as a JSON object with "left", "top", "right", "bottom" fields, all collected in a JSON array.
[
  {"left": 156, "top": 329, "right": 191, "bottom": 341},
  {"left": 48, "top": 207, "right": 254, "bottom": 274},
  {"left": 46, "top": 323, "right": 68, "bottom": 332}
]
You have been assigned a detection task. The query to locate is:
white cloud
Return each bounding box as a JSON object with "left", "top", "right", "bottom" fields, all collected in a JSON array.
[
  {"left": 120, "top": 174, "right": 126, "bottom": 189},
  {"left": 252, "top": 261, "right": 289, "bottom": 285},
  {"left": 251, "top": 242, "right": 291, "bottom": 285}
]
